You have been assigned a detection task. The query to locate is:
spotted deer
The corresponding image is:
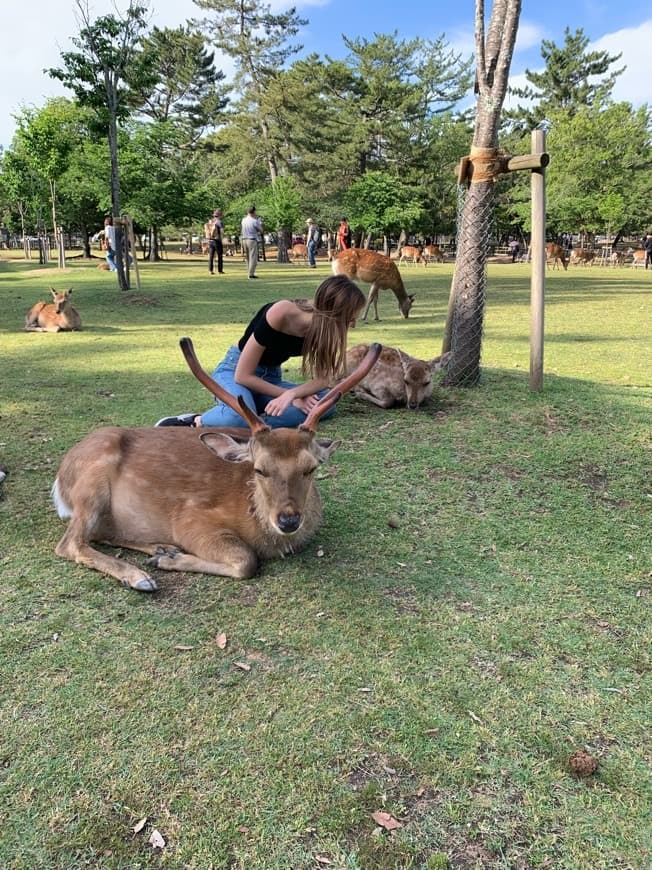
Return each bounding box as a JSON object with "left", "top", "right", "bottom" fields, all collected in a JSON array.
[
  {"left": 332, "top": 249, "right": 415, "bottom": 321},
  {"left": 346, "top": 344, "right": 451, "bottom": 409}
]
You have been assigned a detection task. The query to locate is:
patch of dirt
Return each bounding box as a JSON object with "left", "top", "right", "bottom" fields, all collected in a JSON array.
[
  {"left": 118, "top": 294, "right": 159, "bottom": 305},
  {"left": 384, "top": 585, "right": 421, "bottom": 615}
]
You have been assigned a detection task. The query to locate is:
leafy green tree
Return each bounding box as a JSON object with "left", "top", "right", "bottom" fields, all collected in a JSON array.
[
  {"left": 509, "top": 27, "right": 624, "bottom": 128},
  {"left": 48, "top": 0, "right": 156, "bottom": 288},
  {"left": 195, "top": 0, "right": 307, "bottom": 182},
  {"left": 12, "top": 99, "right": 86, "bottom": 246},
  {"left": 138, "top": 26, "right": 229, "bottom": 145},
  {"left": 344, "top": 170, "right": 422, "bottom": 251}
]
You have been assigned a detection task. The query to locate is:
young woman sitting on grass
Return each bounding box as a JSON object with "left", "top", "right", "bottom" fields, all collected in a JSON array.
[{"left": 156, "top": 275, "right": 366, "bottom": 429}]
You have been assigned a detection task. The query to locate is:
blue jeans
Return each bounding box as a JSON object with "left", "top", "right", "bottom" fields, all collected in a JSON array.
[
  {"left": 106, "top": 248, "right": 117, "bottom": 271},
  {"left": 199, "top": 346, "right": 336, "bottom": 429},
  {"left": 307, "top": 239, "right": 317, "bottom": 266}
]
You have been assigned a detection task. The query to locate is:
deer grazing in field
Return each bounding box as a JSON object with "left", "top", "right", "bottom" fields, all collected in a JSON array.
[
  {"left": 51, "top": 339, "right": 382, "bottom": 592},
  {"left": 347, "top": 344, "right": 451, "bottom": 409},
  {"left": 569, "top": 248, "right": 596, "bottom": 266},
  {"left": 332, "top": 249, "right": 415, "bottom": 321},
  {"left": 545, "top": 243, "right": 569, "bottom": 271},
  {"left": 290, "top": 243, "right": 309, "bottom": 263},
  {"left": 398, "top": 245, "right": 422, "bottom": 266},
  {"left": 24, "top": 288, "right": 82, "bottom": 332},
  {"left": 421, "top": 245, "right": 445, "bottom": 266}
]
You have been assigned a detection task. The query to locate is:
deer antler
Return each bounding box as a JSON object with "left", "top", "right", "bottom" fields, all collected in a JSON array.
[
  {"left": 179, "top": 337, "right": 270, "bottom": 433},
  {"left": 301, "top": 342, "right": 382, "bottom": 433}
]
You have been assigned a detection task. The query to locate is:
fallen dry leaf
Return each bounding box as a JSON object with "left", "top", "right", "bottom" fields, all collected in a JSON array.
[
  {"left": 148, "top": 829, "right": 165, "bottom": 849},
  {"left": 215, "top": 632, "right": 227, "bottom": 649},
  {"left": 315, "top": 856, "right": 332, "bottom": 865},
  {"left": 372, "top": 811, "right": 403, "bottom": 831},
  {"left": 174, "top": 644, "right": 194, "bottom": 651},
  {"left": 132, "top": 817, "right": 147, "bottom": 834},
  {"left": 234, "top": 661, "right": 251, "bottom": 672}
]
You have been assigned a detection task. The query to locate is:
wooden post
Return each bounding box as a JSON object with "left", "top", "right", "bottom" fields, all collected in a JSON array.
[
  {"left": 124, "top": 214, "right": 141, "bottom": 290},
  {"left": 529, "top": 129, "right": 546, "bottom": 392},
  {"left": 57, "top": 226, "right": 66, "bottom": 269}
]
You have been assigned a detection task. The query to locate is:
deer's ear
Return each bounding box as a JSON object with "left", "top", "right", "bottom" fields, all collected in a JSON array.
[
  {"left": 313, "top": 438, "right": 339, "bottom": 463},
  {"left": 50, "top": 287, "right": 57, "bottom": 299},
  {"left": 199, "top": 431, "right": 251, "bottom": 463},
  {"left": 431, "top": 351, "right": 453, "bottom": 372}
]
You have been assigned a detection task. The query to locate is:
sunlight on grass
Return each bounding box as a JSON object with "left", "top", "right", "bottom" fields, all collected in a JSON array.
[{"left": 1, "top": 255, "right": 651, "bottom": 868}]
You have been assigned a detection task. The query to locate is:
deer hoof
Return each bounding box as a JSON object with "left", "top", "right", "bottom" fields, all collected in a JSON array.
[{"left": 130, "top": 576, "right": 159, "bottom": 592}]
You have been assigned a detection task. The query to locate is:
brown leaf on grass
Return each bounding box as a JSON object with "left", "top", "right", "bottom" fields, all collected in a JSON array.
[
  {"left": 132, "top": 817, "right": 147, "bottom": 834},
  {"left": 372, "top": 811, "right": 403, "bottom": 830},
  {"left": 174, "top": 644, "right": 194, "bottom": 651},
  {"left": 234, "top": 661, "right": 251, "bottom": 672},
  {"left": 148, "top": 829, "right": 165, "bottom": 849},
  {"left": 315, "top": 856, "right": 333, "bottom": 865},
  {"left": 215, "top": 632, "right": 227, "bottom": 649}
]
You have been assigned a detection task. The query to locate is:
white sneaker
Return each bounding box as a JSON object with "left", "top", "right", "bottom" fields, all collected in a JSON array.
[{"left": 155, "top": 413, "right": 197, "bottom": 427}]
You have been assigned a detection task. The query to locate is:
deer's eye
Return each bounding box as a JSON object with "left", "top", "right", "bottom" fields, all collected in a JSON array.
[
  {"left": 254, "top": 468, "right": 270, "bottom": 478},
  {"left": 303, "top": 466, "right": 317, "bottom": 477}
]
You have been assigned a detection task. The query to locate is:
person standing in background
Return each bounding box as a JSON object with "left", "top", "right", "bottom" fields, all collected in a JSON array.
[
  {"left": 338, "top": 218, "right": 351, "bottom": 251},
  {"left": 103, "top": 216, "right": 117, "bottom": 271},
  {"left": 205, "top": 209, "right": 224, "bottom": 275},
  {"left": 241, "top": 206, "right": 263, "bottom": 279},
  {"left": 306, "top": 218, "right": 318, "bottom": 268}
]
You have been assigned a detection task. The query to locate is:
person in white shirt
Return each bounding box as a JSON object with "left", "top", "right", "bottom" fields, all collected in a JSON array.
[{"left": 241, "top": 206, "right": 263, "bottom": 278}]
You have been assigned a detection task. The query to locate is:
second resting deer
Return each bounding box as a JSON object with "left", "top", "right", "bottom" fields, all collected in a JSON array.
[
  {"left": 332, "top": 249, "right": 415, "bottom": 321},
  {"left": 25, "top": 288, "right": 82, "bottom": 332},
  {"left": 347, "top": 344, "right": 451, "bottom": 409}
]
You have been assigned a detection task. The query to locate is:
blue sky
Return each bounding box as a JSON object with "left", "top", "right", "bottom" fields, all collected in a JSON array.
[{"left": 2, "top": 0, "right": 650, "bottom": 148}]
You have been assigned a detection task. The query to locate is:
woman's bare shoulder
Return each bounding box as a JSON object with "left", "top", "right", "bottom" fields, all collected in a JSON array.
[{"left": 266, "top": 299, "right": 303, "bottom": 330}]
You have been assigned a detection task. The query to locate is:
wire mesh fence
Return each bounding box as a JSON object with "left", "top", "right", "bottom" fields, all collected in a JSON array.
[{"left": 442, "top": 179, "right": 495, "bottom": 386}]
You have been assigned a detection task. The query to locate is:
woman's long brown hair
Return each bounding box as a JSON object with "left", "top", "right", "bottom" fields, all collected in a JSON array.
[{"left": 299, "top": 276, "right": 365, "bottom": 381}]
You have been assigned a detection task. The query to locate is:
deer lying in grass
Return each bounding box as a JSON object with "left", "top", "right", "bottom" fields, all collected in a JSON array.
[
  {"left": 332, "top": 249, "right": 415, "bottom": 321},
  {"left": 346, "top": 344, "right": 451, "bottom": 409},
  {"left": 51, "top": 339, "right": 382, "bottom": 591},
  {"left": 25, "top": 288, "right": 82, "bottom": 332}
]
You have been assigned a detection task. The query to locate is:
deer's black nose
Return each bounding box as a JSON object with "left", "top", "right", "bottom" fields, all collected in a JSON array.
[{"left": 278, "top": 512, "right": 301, "bottom": 534}]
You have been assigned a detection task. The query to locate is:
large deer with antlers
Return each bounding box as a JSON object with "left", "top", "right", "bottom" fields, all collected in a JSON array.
[
  {"left": 51, "top": 340, "right": 381, "bottom": 591},
  {"left": 332, "top": 250, "right": 415, "bottom": 321}
]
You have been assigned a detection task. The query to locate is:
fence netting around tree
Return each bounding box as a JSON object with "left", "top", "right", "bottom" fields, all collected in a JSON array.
[{"left": 442, "top": 178, "right": 495, "bottom": 386}]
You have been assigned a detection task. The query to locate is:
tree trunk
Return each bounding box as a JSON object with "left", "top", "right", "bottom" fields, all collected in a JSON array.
[
  {"left": 107, "top": 105, "right": 129, "bottom": 291},
  {"left": 443, "top": 0, "right": 521, "bottom": 386},
  {"left": 277, "top": 226, "right": 290, "bottom": 263}
]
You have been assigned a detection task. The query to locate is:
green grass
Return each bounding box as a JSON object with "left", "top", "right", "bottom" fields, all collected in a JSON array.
[{"left": 1, "top": 251, "right": 651, "bottom": 868}]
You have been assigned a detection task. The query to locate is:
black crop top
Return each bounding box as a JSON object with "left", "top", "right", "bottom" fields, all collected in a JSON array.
[{"left": 237, "top": 303, "right": 305, "bottom": 366}]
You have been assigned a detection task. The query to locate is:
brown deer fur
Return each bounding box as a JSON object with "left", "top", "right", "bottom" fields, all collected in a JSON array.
[
  {"left": 52, "top": 339, "right": 382, "bottom": 592},
  {"left": 545, "top": 243, "right": 569, "bottom": 271},
  {"left": 332, "top": 249, "right": 415, "bottom": 321},
  {"left": 290, "top": 243, "right": 309, "bottom": 263},
  {"left": 421, "top": 245, "right": 445, "bottom": 265},
  {"left": 398, "top": 245, "right": 422, "bottom": 266},
  {"left": 25, "top": 288, "right": 82, "bottom": 332},
  {"left": 347, "top": 344, "right": 451, "bottom": 409}
]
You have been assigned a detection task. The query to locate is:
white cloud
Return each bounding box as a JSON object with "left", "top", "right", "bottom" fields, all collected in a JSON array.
[
  {"left": 506, "top": 19, "right": 652, "bottom": 111},
  {"left": 514, "top": 20, "right": 546, "bottom": 53},
  {"left": 593, "top": 20, "right": 652, "bottom": 107}
]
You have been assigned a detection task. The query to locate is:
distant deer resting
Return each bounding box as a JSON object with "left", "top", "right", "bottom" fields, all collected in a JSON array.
[
  {"left": 347, "top": 344, "right": 451, "bottom": 409},
  {"left": 25, "top": 288, "right": 82, "bottom": 332},
  {"left": 332, "top": 249, "right": 415, "bottom": 321}
]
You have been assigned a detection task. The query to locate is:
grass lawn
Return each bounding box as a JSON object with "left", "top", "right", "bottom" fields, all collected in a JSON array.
[{"left": 1, "top": 251, "right": 650, "bottom": 868}]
